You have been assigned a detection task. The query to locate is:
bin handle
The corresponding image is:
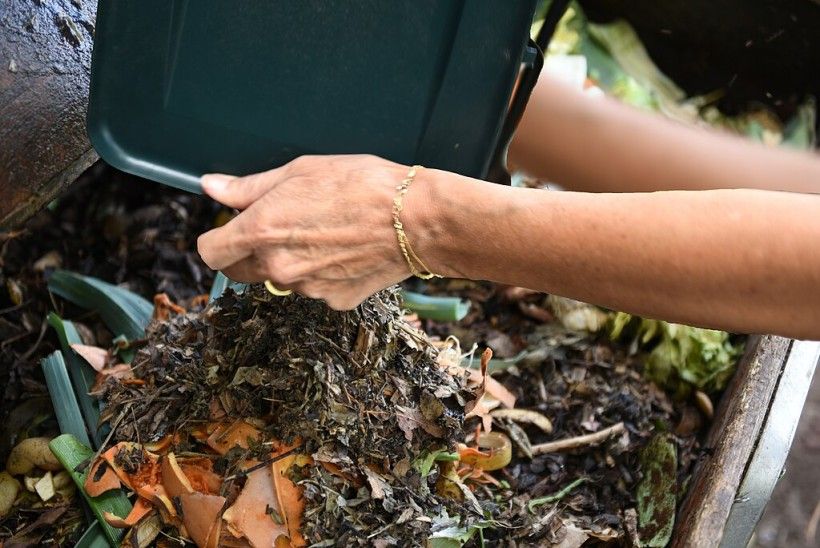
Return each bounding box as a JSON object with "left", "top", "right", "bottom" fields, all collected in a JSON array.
[{"left": 486, "top": 0, "right": 572, "bottom": 185}]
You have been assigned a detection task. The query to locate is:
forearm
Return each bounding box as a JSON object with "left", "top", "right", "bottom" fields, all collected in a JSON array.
[
  {"left": 508, "top": 77, "right": 820, "bottom": 193},
  {"left": 412, "top": 171, "right": 820, "bottom": 339}
]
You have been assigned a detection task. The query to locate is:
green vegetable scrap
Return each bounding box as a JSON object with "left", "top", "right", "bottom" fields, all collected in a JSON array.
[
  {"left": 610, "top": 312, "right": 743, "bottom": 395},
  {"left": 47, "top": 270, "right": 152, "bottom": 340},
  {"left": 47, "top": 314, "right": 103, "bottom": 447},
  {"left": 41, "top": 351, "right": 92, "bottom": 448},
  {"left": 413, "top": 448, "right": 460, "bottom": 478},
  {"left": 48, "top": 434, "right": 132, "bottom": 547},
  {"left": 401, "top": 291, "right": 471, "bottom": 322},
  {"left": 427, "top": 510, "right": 495, "bottom": 548},
  {"left": 636, "top": 434, "right": 677, "bottom": 547},
  {"left": 528, "top": 477, "right": 587, "bottom": 512}
]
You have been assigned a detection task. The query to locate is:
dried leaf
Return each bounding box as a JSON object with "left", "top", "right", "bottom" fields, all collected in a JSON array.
[{"left": 70, "top": 344, "right": 109, "bottom": 372}]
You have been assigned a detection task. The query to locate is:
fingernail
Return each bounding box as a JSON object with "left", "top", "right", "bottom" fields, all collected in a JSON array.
[{"left": 201, "top": 174, "right": 234, "bottom": 192}]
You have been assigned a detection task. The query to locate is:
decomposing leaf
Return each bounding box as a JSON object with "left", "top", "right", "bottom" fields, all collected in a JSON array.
[
  {"left": 70, "top": 344, "right": 109, "bottom": 372},
  {"left": 636, "top": 434, "right": 677, "bottom": 547},
  {"left": 363, "top": 465, "right": 392, "bottom": 500},
  {"left": 610, "top": 312, "right": 743, "bottom": 394},
  {"left": 490, "top": 409, "right": 553, "bottom": 434}
]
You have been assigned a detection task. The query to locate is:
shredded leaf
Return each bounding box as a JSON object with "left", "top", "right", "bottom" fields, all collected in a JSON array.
[{"left": 610, "top": 312, "right": 743, "bottom": 395}]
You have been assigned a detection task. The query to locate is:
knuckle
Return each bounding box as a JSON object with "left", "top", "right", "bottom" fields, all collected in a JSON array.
[
  {"left": 298, "top": 283, "right": 323, "bottom": 300},
  {"left": 265, "top": 254, "right": 296, "bottom": 282}
]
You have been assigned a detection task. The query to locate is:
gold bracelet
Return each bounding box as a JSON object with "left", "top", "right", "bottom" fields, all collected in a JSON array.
[{"left": 392, "top": 165, "right": 442, "bottom": 280}]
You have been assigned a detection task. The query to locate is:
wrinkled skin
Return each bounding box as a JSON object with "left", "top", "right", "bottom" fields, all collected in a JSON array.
[{"left": 197, "top": 155, "right": 442, "bottom": 310}]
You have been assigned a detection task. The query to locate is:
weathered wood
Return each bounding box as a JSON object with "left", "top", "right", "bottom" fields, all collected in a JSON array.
[
  {"left": 0, "top": 0, "right": 97, "bottom": 229},
  {"left": 672, "top": 335, "right": 792, "bottom": 547}
]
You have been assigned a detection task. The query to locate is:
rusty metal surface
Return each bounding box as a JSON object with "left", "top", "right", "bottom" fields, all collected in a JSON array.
[{"left": 0, "top": 0, "right": 98, "bottom": 229}]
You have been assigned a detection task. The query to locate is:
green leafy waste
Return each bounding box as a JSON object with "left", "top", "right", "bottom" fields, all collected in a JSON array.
[
  {"left": 49, "top": 434, "right": 132, "bottom": 547},
  {"left": 47, "top": 313, "right": 104, "bottom": 448},
  {"left": 401, "top": 291, "right": 470, "bottom": 322},
  {"left": 41, "top": 351, "right": 92, "bottom": 449},
  {"left": 427, "top": 510, "right": 496, "bottom": 548},
  {"left": 540, "top": 4, "right": 816, "bottom": 149},
  {"left": 48, "top": 270, "right": 152, "bottom": 340},
  {"left": 610, "top": 312, "right": 743, "bottom": 395},
  {"left": 75, "top": 522, "right": 110, "bottom": 548}
]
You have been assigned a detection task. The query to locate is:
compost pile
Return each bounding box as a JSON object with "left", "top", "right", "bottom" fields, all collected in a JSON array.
[
  {"left": 0, "top": 170, "right": 713, "bottom": 547},
  {"left": 96, "top": 284, "right": 479, "bottom": 545},
  {"left": 84, "top": 283, "right": 700, "bottom": 547}
]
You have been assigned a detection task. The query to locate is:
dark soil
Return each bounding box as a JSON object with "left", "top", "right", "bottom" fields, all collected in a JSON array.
[{"left": 0, "top": 163, "right": 220, "bottom": 546}]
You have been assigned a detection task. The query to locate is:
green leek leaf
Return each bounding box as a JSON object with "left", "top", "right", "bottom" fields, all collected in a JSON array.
[
  {"left": 48, "top": 270, "right": 152, "bottom": 340},
  {"left": 47, "top": 313, "right": 103, "bottom": 447},
  {"left": 41, "top": 351, "right": 91, "bottom": 448},
  {"left": 75, "top": 522, "right": 111, "bottom": 548},
  {"left": 49, "top": 434, "right": 131, "bottom": 547},
  {"left": 401, "top": 291, "right": 470, "bottom": 322},
  {"left": 209, "top": 271, "right": 247, "bottom": 303}
]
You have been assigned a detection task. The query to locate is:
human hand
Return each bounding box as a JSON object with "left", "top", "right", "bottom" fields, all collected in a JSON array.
[{"left": 196, "top": 155, "right": 442, "bottom": 309}]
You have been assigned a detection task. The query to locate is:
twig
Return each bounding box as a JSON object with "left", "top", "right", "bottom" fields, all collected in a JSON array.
[
  {"left": 531, "top": 422, "right": 625, "bottom": 455},
  {"left": 222, "top": 446, "right": 302, "bottom": 481}
]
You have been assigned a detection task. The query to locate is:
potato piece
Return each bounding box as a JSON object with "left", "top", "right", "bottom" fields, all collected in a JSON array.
[
  {"left": 34, "top": 471, "right": 55, "bottom": 501},
  {"left": 6, "top": 437, "right": 61, "bottom": 475},
  {"left": 0, "top": 472, "right": 21, "bottom": 517}
]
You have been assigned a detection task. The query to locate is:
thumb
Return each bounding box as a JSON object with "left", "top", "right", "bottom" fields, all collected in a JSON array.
[{"left": 201, "top": 172, "right": 275, "bottom": 210}]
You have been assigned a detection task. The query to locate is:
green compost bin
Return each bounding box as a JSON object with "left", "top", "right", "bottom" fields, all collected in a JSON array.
[{"left": 88, "top": 0, "right": 539, "bottom": 192}]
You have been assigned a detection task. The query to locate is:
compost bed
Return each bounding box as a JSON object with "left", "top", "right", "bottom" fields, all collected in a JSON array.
[{"left": 0, "top": 164, "right": 774, "bottom": 547}]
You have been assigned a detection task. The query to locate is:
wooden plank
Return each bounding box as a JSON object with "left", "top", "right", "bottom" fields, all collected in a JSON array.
[
  {"left": 0, "top": 0, "right": 98, "bottom": 229},
  {"left": 672, "top": 335, "right": 792, "bottom": 547}
]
